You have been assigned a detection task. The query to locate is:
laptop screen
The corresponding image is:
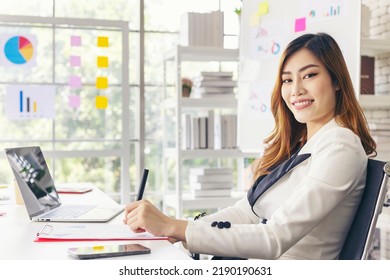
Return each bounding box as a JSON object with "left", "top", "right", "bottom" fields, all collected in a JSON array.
[{"left": 5, "top": 146, "right": 61, "bottom": 218}]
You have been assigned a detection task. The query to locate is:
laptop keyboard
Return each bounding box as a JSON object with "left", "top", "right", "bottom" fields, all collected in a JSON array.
[{"left": 40, "top": 205, "right": 96, "bottom": 219}]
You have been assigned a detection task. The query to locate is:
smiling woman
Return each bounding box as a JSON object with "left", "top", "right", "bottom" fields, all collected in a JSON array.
[
  {"left": 281, "top": 49, "right": 339, "bottom": 139},
  {"left": 123, "top": 33, "right": 378, "bottom": 260}
]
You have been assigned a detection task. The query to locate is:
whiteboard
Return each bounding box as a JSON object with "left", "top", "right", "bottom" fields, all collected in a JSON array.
[{"left": 237, "top": 0, "right": 361, "bottom": 152}]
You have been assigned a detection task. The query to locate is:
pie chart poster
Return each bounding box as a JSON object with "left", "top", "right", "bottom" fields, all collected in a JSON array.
[{"left": 0, "top": 34, "right": 37, "bottom": 68}]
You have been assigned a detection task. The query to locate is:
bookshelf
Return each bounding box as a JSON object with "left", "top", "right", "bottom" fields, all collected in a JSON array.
[
  {"left": 359, "top": 38, "right": 390, "bottom": 110},
  {"left": 162, "top": 45, "right": 259, "bottom": 218}
]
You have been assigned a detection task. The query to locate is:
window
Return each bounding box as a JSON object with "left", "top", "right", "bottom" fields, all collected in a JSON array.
[{"left": 0, "top": 0, "right": 240, "bottom": 204}]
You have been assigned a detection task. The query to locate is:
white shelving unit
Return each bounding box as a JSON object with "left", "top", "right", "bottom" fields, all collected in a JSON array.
[
  {"left": 359, "top": 38, "right": 390, "bottom": 110},
  {"left": 162, "top": 46, "right": 259, "bottom": 218}
]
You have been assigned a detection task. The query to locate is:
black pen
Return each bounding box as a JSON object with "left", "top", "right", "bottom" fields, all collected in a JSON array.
[{"left": 137, "top": 169, "right": 149, "bottom": 201}]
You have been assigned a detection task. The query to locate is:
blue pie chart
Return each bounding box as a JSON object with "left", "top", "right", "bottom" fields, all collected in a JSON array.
[{"left": 4, "top": 36, "right": 34, "bottom": 65}]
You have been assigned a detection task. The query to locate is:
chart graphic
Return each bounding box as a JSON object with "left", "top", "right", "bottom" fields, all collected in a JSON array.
[
  {"left": 6, "top": 85, "right": 56, "bottom": 120},
  {"left": 4, "top": 36, "right": 34, "bottom": 64}
]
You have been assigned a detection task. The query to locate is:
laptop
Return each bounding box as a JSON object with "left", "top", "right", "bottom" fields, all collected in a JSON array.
[{"left": 5, "top": 146, "right": 124, "bottom": 222}]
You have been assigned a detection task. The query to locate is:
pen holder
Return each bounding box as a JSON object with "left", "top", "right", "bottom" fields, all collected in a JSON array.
[{"left": 13, "top": 179, "right": 24, "bottom": 205}]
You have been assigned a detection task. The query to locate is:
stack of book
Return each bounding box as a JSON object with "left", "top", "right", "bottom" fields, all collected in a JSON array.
[
  {"left": 368, "top": 121, "right": 390, "bottom": 153},
  {"left": 182, "top": 111, "right": 237, "bottom": 150},
  {"left": 180, "top": 11, "right": 224, "bottom": 47},
  {"left": 191, "top": 71, "right": 236, "bottom": 98},
  {"left": 189, "top": 167, "right": 234, "bottom": 198}
]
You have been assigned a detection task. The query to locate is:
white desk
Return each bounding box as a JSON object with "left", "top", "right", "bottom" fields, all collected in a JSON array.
[{"left": 0, "top": 185, "right": 192, "bottom": 260}]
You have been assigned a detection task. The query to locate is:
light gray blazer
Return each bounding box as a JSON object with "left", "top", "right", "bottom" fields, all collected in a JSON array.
[{"left": 185, "top": 119, "right": 367, "bottom": 259}]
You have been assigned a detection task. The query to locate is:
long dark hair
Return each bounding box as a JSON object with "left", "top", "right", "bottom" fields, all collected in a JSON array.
[{"left": 253, "top": 33, "right": 376, "bottom": 180}]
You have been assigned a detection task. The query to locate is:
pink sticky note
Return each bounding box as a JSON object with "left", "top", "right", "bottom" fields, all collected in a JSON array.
[
  {"left": 69, "top": 75, "right": 82, "bottom": 88},
  {"left": 295, "top": 17, "right": 306, "bottom": 32},
  {"left": 70, "top": 56, "right": 81, "bottom": 67},
  {"left": 69, "top": 95, "right": 81, "bottom": 108},
  {"left": 71, "top": 35, "right": 81, "bottom": 46}
]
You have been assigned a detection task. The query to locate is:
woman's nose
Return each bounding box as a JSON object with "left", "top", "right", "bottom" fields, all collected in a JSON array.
[{"left": 291, "top": 81, "right": 305, "bottom": 96}]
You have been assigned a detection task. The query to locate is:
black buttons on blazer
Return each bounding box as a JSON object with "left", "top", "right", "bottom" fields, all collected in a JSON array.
[{"left": 211, "top": 221, "right": 231, "bottom": 229}]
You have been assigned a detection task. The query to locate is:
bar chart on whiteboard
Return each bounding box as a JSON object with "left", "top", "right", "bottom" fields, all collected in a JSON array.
[{"left": 5, "top": 84, "right": 56, "bottom": 120}]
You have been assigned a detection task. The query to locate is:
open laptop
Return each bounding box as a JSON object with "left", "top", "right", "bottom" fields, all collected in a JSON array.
[{"left": 5, "top": 146, "right": 124, "bottom": 222}]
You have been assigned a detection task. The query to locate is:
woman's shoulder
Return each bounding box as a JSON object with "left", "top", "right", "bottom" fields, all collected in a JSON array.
[
  {"left": 313, "top": 125, "right": 365, "bottom": 154},
  {"left": 300, "top": 120, "right": 365, "bottom": 157}
]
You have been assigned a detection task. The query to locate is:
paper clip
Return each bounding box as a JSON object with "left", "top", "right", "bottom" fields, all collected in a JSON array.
[{"left": 36, "top": 224, "right": 53, "bottom": 236}]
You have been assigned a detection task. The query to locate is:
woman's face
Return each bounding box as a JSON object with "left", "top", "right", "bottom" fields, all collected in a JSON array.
[{"left": 281, "top": 48, "right": 339, "bottom": 138}]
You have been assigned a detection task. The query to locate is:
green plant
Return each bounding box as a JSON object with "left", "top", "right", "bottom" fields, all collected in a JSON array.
[{"left": 234, "top": 0, "right": 242, "bottom": 16}]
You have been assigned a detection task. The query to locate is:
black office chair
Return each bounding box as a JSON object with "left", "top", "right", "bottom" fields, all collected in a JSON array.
[{"left": 339, "top": 159, "right": 390, "bottom": 260}]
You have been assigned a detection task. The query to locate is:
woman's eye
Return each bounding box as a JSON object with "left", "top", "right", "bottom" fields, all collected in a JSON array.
[
  {"left": 304, "top": 73, "right": 317, "bottom": 79},
  {"left": 282, "top": 78, "right": 292, "bottom": 84}
]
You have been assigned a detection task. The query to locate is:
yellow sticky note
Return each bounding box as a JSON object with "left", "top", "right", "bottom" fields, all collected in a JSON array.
[
  {"left": 97, "top": 36, "right": 109, "bottom": 47},
  {"left": 96, "top": 96, "right": 108, "bottom": 109},
  {"left": 96, "top": 77, "right": 108, "bottom": 89},
  {"left": 97, "top": 56, "right": 109, "bottom": 68},
  {"left": 92, "top": 246, "right": 105, "bottom": 251},
  {"left": 258, "top": 1, "right": 269, "bottom": 16},
  {"left": 250, "top": 12, "right": 261, "bottom": 26}
]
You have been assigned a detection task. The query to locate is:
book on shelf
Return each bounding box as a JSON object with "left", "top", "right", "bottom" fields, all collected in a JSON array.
[
  {"left": 376, "top": 142, "right": 390, "bottom": 151},
  {"left": 189, "top": 166, "right": 234, "bottom": 197},
  {"left": 182, "top": 114, "right": 192, "bottom": 150},
  {"left": 189, "top": 173, "right": 234, "bottom": 184},
  {"left": 190, "top": 89, "right": 235, "bottom": 98},
  {"left": 220, "top": 114, "right": 237, "bottom": 149},
  {"left": 199, "top": 71, "right": 233, "bottom": 77},
  {"left": 369, "top": 122, "right": 390, "bottom": 131},
  {"left": 193, "top": 75, "right": 233, "bottom": 83},
  {"left": 179, "top": 11, "right": 223, "bottom": 47},
  {"left": 192, "top": 188, "right": 232, "bottom": 198},
  {"left": 183, "top": 112, "right": 237, "bottom": 150},
  {"left": 189, "top": 167, "right": 233, "bottom": 176},
  {"left": 191, "top": 116, "right": 200, "bottom": 149},
  {"left": 371, "top": 130, "right": 390, "bottom": 137},
  {"left": 191, "top": 181, "right": 234, "bottom": 190},
  {"left": 193, "top": 80, "right": 237, "bottom": 88},
  {"left": 191, "top": 70, "right": 236, "bottom": 98},
  {"left": 199, "top": 117, "right": 208, "bottom": 149},
  {"left": 360, "top": 55, "right": 375, "bottom": 95},
  {"left": 207, "top": 110, "right": 214, "bottom": 149}
]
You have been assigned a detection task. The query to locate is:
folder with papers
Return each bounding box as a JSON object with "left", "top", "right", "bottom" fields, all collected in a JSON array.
[{"left": 34, "top": 223, "right": 168, "bottom": 242}]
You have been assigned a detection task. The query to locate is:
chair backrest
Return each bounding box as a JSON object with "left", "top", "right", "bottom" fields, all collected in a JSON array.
[{"left": 338, "top": 159, "right": 390, "bottom": 260}]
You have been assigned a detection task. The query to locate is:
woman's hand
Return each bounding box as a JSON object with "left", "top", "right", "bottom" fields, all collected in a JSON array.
[{"left": 123, "top": 200, "right": 188, "bottom": 242}]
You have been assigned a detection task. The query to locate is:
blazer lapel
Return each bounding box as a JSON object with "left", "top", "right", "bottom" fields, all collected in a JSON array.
[{"left": 247, "top": 153, "right": 311, "bottom": 207}]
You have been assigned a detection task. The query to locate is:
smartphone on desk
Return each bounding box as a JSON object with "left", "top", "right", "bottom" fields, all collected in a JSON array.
[{"left": 68, "top": 243, "right": 151, "bottom": 259}]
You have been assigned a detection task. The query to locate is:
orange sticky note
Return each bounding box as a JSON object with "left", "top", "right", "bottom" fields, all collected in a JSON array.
[
  {"left": 97, "top": 56, "right": 109, "bottom": 68},
  {"left": 96, "top": 96, "right": 108, "bottom": 109},
  {"left": 97, "top": 36, "right": 109, "bottom": 47},
  {"left": 258, "top": 1, "right": 269, "bottom": 16},
  {"left": 96, "top": 77, "right": 108, "bottom": 89}
]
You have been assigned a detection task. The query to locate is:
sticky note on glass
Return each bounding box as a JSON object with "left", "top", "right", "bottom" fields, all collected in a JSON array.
[
  {"left": 71, "top": 35, "right": 81, "bottom": 47},
  {"left": 69, "top": 95, "right": 81, "bottom": 109},
  {"left": 250, "top": 12, "right": 261, "bottom": 26},
  {"left": 97, "top": 56, "right": 109, "bottom": 68},
  {"left": 258, "top": 1, "right": 269, "bottom": 15},
  {"left": 69, "top": 75, "right": 82, "bottom": 88},
  {"left": 97, "top": 36, "right": 109, "bottom": 47},
  {"left": 70, "top": 56, "right": 81, "bottom": 67},
  {"left": 96, "top": 96, "right": 108, "bottom": 109},
  {"left": 295, "top": 17, "right": 306, "bottom": 32},
  {"left": 96, "top": 77, "right": 108, "bottom": 89}
]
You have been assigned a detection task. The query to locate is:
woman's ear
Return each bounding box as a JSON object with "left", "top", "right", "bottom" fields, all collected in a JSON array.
[{"left": 334, "top": 80, "right": 340, "bottom": 92}]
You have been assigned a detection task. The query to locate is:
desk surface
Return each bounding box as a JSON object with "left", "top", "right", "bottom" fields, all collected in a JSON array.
[{"left": 0, "top": 185, "right": 191, "bottom": 260}]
